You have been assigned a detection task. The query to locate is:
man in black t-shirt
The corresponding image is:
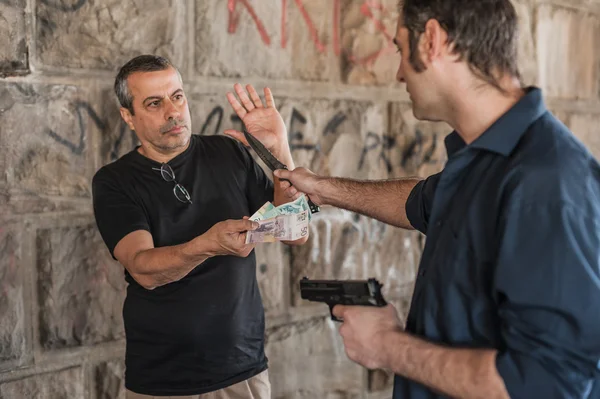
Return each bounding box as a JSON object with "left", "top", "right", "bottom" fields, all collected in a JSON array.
[{"left": 92, "top": 55, "right": 308, "bottom": 398}]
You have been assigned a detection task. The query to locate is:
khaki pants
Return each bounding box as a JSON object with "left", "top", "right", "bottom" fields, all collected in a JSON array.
[{"left": 125, "top": 370, "right": 271, "bottom": 399}]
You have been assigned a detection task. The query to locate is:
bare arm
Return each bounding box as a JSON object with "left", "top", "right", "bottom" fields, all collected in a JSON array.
[
  {"left": 113, "top": 219, "right": 258, "bottom": 290},
  {"left": 381, "top": 331, "right": 509, "bottom": 399},
  {"left": 320, "top": 177, "right": 421, "bottom": 229},
  {"left": 275, "top": 168, "right": 421, "bottom": 229}
]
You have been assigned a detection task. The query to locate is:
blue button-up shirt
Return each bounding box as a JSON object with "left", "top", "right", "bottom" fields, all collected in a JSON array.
[{"left": 395, "top": 88, "right": 600, "bottom": 398}]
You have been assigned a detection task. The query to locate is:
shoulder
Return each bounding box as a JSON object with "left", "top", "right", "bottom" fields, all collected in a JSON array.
[
  {"left": 502, "top": 111, "right": 600, "bottom": 214},
  {"left": 92, "top": 151, "right": 137, "bottom": 191},
  {"left": 194, "top": 134, "right": 252, "bottom": 164}
]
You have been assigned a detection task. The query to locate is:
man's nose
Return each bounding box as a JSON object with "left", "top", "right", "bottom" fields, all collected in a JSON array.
[{"left": 165, "top": 99, "right": 181, "bottom": 120}]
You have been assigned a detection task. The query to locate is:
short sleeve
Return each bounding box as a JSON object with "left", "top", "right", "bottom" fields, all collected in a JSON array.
[
  {"left": 92, "top": 169, "right": 150, "bottom": 259},
  {"left": 493, "top": 201, "right": 600, "bottom": 398},
  {"left": 405, "top": 172, "right": 441, "bottom": 234},
  {"left": 230, "top": 139, "right": 274, "bottom": 213}
]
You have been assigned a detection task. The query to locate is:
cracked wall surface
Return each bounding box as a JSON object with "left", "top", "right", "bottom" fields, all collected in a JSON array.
[{"left": 1, "top": 0, "right": 599, "bottom": 398}]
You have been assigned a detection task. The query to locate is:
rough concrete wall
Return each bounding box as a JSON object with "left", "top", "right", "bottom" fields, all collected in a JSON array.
[{"left": 0, "top": 0, "right": 599, "bottom": 398}]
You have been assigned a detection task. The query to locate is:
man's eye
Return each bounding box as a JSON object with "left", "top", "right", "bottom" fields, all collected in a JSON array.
[
  {"left": 149, "top": 101, "right": 160, "bottom": 107},
  {"left": 174, "top": 94, "right": 183, "bottom": 101}
]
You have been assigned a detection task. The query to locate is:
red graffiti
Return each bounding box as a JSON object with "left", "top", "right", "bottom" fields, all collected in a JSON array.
[
  {"left": 348, "top": 0, "right": 396, "bottom": 66},
  {"left": 227, "top": 0, "right": 392, "bottom": 66},
  {"left": 228, "top": 0, "right": 271, "bottom": 46}
]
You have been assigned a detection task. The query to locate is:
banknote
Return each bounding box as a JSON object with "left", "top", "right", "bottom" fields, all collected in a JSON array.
[
  {"left": 249, "top": 201, "right": 276, "bottom": 221},
  {"left": 246, "top": 210, "right": 310, "bottom": 244},
  {"left": 249, "top": 195, "right": 312, "bottom": 222}
]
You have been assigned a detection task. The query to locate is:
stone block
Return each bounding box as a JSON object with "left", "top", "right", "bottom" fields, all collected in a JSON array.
[
  {"left": 0, "top": 367, "right": 83, "bottom": 398},
  {"left": 290, "top": 208, "right": 420, "bottom": 308},
  {"left": 95, "top": 360, "right": 125, "bottom": 399},
  {"left": 536, "top": 5, "right": 600, "bottom": 99},
  {"left": 0, "top": 82, "right": 108, "bottom": 213},
  {"left": 277, "top": 98, "right": 391, "bottom": 180},
  {"left": 35, "top": 0, "right": 187, "bottom": 70},
  {"left": 0, "top": 224, "right": 26, "bottom": 369},
  {"left": 266, "top": 317, "right": 365, "bottom": 399},
  {"left": 341, "top": 0, "right": 400, "bottom": 86},
  {"left": 37, "top": 224, "right": 126, "bottom": 350},
  {"left": 567, "top": 113, "right": 600, "bottom": 161},
  {"left": 389, "top": 102, "right": 450, "bottom": 178},
  {"left": 195, "top": 0, "right": 338, "bottom": 80},
  {"left": 0, "top": 0, "right": 28, "bottom": 75},
  {"left": 512, "top": 0, "right": 537, "bottom": 86}
]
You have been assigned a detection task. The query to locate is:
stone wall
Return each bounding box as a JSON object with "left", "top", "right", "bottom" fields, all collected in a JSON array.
[{"left": 0, "top": 0, "right": 599, "bottom": 398}]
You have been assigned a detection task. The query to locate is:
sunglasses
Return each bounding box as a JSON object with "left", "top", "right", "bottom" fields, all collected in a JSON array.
[{"left": 152, "top": 163, "right": 192, "bottom": 204}]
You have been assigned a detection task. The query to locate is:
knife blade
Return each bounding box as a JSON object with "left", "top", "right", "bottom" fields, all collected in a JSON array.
[{"left": 243, "top": 129, "right": 320, "bottom": 214}]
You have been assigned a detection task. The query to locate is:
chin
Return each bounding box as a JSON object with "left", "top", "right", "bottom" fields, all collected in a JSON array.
[{"left": 412, "top": 103, "right": 441, "bottom": 123}]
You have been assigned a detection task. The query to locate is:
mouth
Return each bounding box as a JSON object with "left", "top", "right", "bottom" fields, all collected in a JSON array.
[{"left": 166, "top": 125, "right": 186, "bottom": 134}]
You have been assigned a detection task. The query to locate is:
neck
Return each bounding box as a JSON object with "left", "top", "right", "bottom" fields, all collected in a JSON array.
[
  {"left": 442, "top": 75, "right": 525, "bottom": 144},
  {"left": 137, "top": 139, "right": 191, "bottom": 164}
]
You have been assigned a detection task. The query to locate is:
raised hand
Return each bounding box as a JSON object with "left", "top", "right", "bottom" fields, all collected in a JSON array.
[{"left": 225, "top": 84, "right": 288, "bottom": 152}]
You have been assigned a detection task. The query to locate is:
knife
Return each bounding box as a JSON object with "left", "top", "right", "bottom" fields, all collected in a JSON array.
[{"left": 243, "top": 129, "right": 320, "bottom": 214}]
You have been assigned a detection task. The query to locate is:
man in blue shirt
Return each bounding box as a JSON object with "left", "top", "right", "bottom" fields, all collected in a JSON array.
[{"left": 273, "top": 0, "right": 600, "bottom": 397}]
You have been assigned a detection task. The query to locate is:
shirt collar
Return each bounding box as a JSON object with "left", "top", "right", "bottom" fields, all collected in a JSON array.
[{"left": 444, "top": 87, "right": 547, "bottom": 158}]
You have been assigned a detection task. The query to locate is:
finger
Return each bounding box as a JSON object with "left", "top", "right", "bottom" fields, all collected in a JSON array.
[
  {"left": 332, "top": 304, "right": 347, "bottom": 319},
  {"left": 246, "top": 85, "right": 264, "bottom": 108},
  {"left": 278, "top": 180, "right": 291, "bottom": 190},
  {"left": 243, "top": 216, "right": 249, "bottom": 220},
  {"left": 264, "top": 87, "right": 276, "bottom": 109},
  {"left": 234, "top": 83, "right": 255, "bottom": 112},
  {"left": 226, "top": 92, "right": 247, "bottom": 119},
  {"left": 292, "top": 191, "right": 303, "bottom": 201}
]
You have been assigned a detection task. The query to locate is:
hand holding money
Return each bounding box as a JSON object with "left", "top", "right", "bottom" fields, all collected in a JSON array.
[{"left": 245, "top": 195, "right": 312, "bottom": 244}]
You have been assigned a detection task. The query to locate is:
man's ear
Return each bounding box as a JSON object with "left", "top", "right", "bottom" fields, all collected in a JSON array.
[
  {"left": 119, "top": 107, "right": 135, "bottom": 131},
  {"left": 420, "top": 18, "right": 448, "bottom": 65}
]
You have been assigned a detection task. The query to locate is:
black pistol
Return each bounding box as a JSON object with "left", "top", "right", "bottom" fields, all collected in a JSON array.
[{"left": 299, "top": 277, "right": 387, "bottom": 322}]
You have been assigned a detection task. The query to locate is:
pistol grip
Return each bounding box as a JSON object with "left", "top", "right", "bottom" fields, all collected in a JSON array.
[{"left": 328, "top": 303, "right": 343, "bottom": 322}]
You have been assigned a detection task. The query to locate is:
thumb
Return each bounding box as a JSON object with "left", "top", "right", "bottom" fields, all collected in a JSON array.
[
  {"left": 274, "top": 169, "right": 291, "bottom": 180},
  {"left": 230, "top": 219, "right": 259, "bottom": 232}
]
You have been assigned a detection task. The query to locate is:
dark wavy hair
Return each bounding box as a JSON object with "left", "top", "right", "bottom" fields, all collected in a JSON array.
[{"left": 399, "top": 0, "right": 521, "bottom": 91}]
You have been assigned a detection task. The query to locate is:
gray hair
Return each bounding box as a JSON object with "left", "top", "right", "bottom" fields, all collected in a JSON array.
[{"left": 114, "top": 55, "right": 179, "bottom": 115}]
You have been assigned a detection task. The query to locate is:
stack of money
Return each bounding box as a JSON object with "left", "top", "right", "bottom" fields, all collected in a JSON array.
[{"left": 246, "top": 195, "right": 312, "bottom": 244}]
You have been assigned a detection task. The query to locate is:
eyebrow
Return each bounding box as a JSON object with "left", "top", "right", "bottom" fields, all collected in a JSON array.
[{"left": 143, "top": 88, "right": 184, "bottom": 105}]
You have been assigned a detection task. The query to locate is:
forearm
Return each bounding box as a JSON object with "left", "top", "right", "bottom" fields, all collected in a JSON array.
[
  {"left": 382, "top": 331, "right": 509, "bottom": 399},
  {"left": 129, "top": 235, "right": 216, "bottom": 290},
  {"left": 318, "top": 177, "right": 421, "bottom": 229}
]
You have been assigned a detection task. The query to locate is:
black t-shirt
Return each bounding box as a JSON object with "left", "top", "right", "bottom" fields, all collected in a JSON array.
[{"left": 92, "top": 134, "right": 274, "bottom": 396}]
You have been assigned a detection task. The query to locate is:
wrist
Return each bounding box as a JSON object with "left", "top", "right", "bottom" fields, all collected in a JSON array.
[{"left": 189, "top": 234, "right": 220, "bottom": 258}]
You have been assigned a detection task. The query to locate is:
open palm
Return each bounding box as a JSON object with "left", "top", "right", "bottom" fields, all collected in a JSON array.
[{"left": 225, "top": 84, "right": 287, "bottom": 151}]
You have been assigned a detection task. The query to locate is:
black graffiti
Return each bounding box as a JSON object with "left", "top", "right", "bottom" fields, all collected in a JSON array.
[
  {"left": 401, "top": 129, "right": 438, "bottom": 168},
  {"left": 199, "top": 105, "right": 224, "bottom": 136},
  {"left": 289, "top": 108, "right": 319, "bottom": 152},
  {"left": 323, "top": 112, "right": 346, "bottom": 136},
  {"left": 110, "top": 122, "right": 137, "bottom": 161},
  {"left": 40, "top": 0, "right": 87, "bottom": 12},
  {"left": 46, "top": 101, "right": 106, "bottom": 155},
  {"left": 358, "top": 132, "right": 394, "bottom": 173}
]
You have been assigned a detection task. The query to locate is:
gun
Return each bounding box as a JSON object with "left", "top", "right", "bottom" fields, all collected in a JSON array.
[{"left": 299, "top": 277, "right": 387, "bottom": 322}]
